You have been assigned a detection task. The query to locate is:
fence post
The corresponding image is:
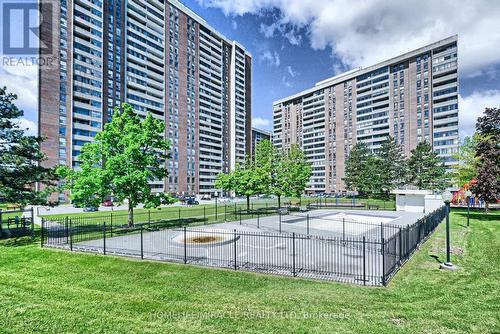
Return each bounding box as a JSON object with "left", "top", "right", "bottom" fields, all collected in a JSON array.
[
  {"left": 381, "top": 237, "right": 386, "bottom": 286},
  {"left": 380, "top": 222, "right": 384, "bottom": 242},
  {"left": 69, "top": 219, "right": 73, "bottom": 251},
  {"left": 342, "top": 218, "right": 346, "bottom": 242},
  {"left": 178, "top": 208, "right": 181, "bottom": 225},
  {"left": 398, "top": 227, "right": 402, "bottom": 264},
  {"left": 362, "top": 236, "right": 366, "bottom": 286},
  {"left": 292, "top": 233, "right": 296, "bottom": 277},
  {"left": 239, "top": 208, "right": 242, "bottom": 225},
  {"left": 65, "top": 216, "right": 69, "bottom": 244},
  {"left": 41, "top": 218, "right": 44, "bottom": 247},
  {"left": 140, "top": 225, "right": 144, "bottom": 260},
  {"left": 257, "top": 211, "right": 260, "bottom": 229},
  {"left": 148, "top": 209, "right": 151, "bottom": 226},
  {"left": 110, "top": 217, "right": 113, "bottom": 237},
  {"left": 204, "top": 207, "right": 206, "bottom": 224},
  {"left": 0, "top": 209, "right": 2, "bottom": 229},
  {"left": 279, "top": 212, "right": 282, "bottom": 233},
  {"left": 224, "top": 204, "right": 227, "bottom": 222},
  {"left": 233, "top": 229, "right": 237, "bottom": 270},
  {"left": 183, "top": 226, "right": 187, "bottom": 264},
  {"left": 103, "top": 222, "right": 106, "bottom": 255},
  {"left": 306, "top": 214, "right": 310, "bottom": 235}
]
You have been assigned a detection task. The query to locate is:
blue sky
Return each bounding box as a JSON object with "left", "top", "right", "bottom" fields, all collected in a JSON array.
[{"left": 1, "top": 0, "right": 499, "bottom": 138}]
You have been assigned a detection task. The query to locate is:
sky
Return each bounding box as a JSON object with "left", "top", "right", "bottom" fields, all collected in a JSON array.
[{"left": 1, "top": 0, "right": 500, "bottom": 139}]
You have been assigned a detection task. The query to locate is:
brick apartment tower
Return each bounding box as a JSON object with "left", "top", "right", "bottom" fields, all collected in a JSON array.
[
  {"left": 273, "top": 36, "right": 459, "bottom": 193},
  {"left": 39, "top": 0, "right": 252, "bottom": 201}
]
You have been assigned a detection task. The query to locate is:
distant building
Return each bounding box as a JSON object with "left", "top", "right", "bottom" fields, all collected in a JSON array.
[
  {"left": 38, "top": 0, "right": 252, "bottom": 201},
  {"left": 251, "top": 127, "right": 271, "bottom": 157},
  {"left": 273, "top": 36, "right": 459, "bottom": 193}
]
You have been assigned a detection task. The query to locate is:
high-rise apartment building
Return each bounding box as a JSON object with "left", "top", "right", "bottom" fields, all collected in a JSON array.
[
  {"left": 39, "top": 0, "right": 252, "bottom": 200},
  {"left": 251, "top": 127, "right": 271, "bottom": 157},
  {"left": 273, "top": 36, "right": 458, "bottom": 193}
]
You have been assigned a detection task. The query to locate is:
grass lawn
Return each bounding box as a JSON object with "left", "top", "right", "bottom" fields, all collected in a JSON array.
[{"left": 1, "top": 209, "right": 498, "bottom": 333}]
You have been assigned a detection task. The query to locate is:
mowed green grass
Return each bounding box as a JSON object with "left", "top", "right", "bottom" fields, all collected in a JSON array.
[{"left": 1, "top": 210, "right": 497, "bottom": 333}]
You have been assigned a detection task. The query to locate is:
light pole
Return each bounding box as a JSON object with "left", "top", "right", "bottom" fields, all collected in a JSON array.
[
  {"left": 440, "top": 190, "right": 458, "bottom": 270},
  {"left": 465, "top": 190, "right": 472, "bottom": 227},
  {"left": 214, "top": 192, "right": 219, "bottom": 221}
]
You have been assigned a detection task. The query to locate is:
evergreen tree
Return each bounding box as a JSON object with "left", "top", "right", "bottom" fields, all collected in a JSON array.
[
  {"left": 470, "top": 108, "right": 500, "bottom": 210},
  {"left": 0, "top": 87, "right": 56, "bottom": 206},
  {"left": 343, "top": 142, "right": 372, "bottom": 195},
  {"left": 407, "top": 141, "right": 447, "bottom": 190},
  {"left": 58, "top": 103, "right": 174, "bottom": 226},
  {"left": 378, "top": 136, "right": 407, "bottom": 195}
]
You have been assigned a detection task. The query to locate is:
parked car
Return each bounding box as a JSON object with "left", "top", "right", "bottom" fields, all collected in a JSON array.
[
  {"left": 186, "top": 198, "right": 199, "bottom": 205},
  {"left": 102, "top": 200, "right": 113, "bottom": 207},
  {"left": 83, "top": 206, "right": 98, "bottom": 212},
  {"left": 200, "top": 194, "right": 211, "bottom": 200}
]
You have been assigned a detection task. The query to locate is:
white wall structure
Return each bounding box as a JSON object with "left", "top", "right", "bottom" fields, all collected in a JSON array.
[{"left": 392, "top": 189, "right": 444, "bottom": 213}]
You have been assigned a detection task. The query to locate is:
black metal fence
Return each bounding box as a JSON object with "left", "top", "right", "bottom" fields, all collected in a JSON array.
[
  {"left": 0, "top": 208, "right": 34, "bottom": 239},
  {"left": 41, "top": 206, "right": 446, "bottom": 286}
]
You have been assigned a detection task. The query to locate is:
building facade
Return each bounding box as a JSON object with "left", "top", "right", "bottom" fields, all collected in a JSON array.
[
  {"left": 273, "top": 36, "right": 459, "bottom": 193},
  {"left": 251, "top": 127, "right": 271, "bottom": 157},
  {"left": 39, "top": 0, "right": 252, "bottom": 200}
]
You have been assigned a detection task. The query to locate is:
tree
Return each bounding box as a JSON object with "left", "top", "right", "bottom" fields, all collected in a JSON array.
[
  {"left": 215, "top": 159, "right": 262, "bottom": 211},
  {"left": 470, "top": 108, "right": 500, "bottom": 210},
  {"left": 0, "top": 86, "right": 56, "bottom": 206},
  {"left": 58, "top": 103, "right": 173, "bottom": 226},
  {"left": 377, "top": 137, "right": 407, "bottom": 196},
  {"left": 281, "top": 145, "right": 312, "bottom": 202},
  {"left": 343, "top": 142, "right": 373, "bottom": 195},
  {"left": 407, "top": 141, "right": 447, "bottom": 190},
  {"left": 451, "top": 136, "right": 479, "bottom": 187}
]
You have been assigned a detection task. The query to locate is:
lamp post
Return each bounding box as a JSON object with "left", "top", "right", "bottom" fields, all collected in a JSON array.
[
  {"left": 214, "top": 192, "right": 219, "bottom": 221},
  {"left": 465, "top": 190, "right": 472, "bottom": 227},
  {"left": 440, "top": 190, "right": 458, "bottom": 270}
]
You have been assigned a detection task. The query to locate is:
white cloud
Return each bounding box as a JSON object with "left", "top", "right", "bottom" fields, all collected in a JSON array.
[
  {"left": 16, "top": 117, "right": 38, "bottom": 136},
  {"left": 0, "top": 63, "right": 38, "bottom": 112},
  {"left": 281, "top": 75, "right": 292, "bottom": 87},
  {"left": 198, "top": 0, "right": 500, "bottom": 75},
  {"left": 252, "top": 116, "right": 271, "bottom": 128},
  {"left": 259, "top": 50, "right": 280, "bottom": 67},
  {"left": 286, "top": 65, "right": 297, "bottom": 77},
  {"left": 231, "top": 20, "right": 238, "bottom": 30},
  {"left": 458, "top": 91, "right": 500, "bottom": 139}
]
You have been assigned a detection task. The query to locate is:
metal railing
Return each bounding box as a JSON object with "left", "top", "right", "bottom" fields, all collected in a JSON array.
[
  {"left": 0, "top": 207, "right": 34, "bottom": 239},
  {"left": 41, "top": 206, "right": 446, "bottom": 286}
]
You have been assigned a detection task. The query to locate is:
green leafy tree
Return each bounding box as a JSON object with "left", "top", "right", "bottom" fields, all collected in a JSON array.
[
  {"left": 282, "top": 145, "right": 312, "bottom": 202},
  {"left": 377, "top": 137, "right": 407, "bottom": 196},
  {"left": 451, "top": 136, "right": 479, "bottom": 187},
  {"left": 407, "top": 141, "right": 447, "bottom": 190},
  {"left": 58, "top": 103, "right": 174, "bottom": 226},
  {"left": 215, "top": 159, "right": 262, "bottom": 211},
  {"left": 343, "top": 142, "right": 373, "bottom": 195},
  {"left": 470, "top": 107, "right": 500, "bottom": 210},
  {"left": 0, "top": 87, "right": 56, "bottom": 206}
]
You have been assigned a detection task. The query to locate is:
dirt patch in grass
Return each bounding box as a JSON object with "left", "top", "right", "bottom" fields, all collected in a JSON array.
[{"left": 184, "top": 235, "right": 224, "bottom": 244}]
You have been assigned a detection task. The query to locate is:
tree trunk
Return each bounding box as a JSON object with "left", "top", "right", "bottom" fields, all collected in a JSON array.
[
  {"left": 278, "top": 195, "right": 281, "bottom": 209},
  {"left": 246, "top": 195, "right": 250, "bottom": 211},
  {"left": 128, "top": 201, "right": 134, "bottom": 227}
]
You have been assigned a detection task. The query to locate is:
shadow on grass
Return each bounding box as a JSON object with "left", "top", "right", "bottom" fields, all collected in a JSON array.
[
  {"left": 429, "top": 254, "right": 442, "bottom": 263},
  {"left": 453, "top": 211, "right": 500, "bottom": 222},
  {"left": 0, "top": 235, "right": 36, "bottom": 247}
]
